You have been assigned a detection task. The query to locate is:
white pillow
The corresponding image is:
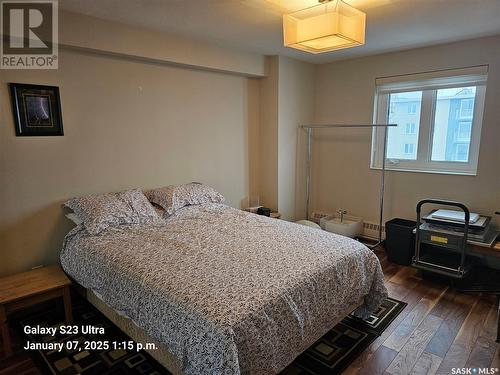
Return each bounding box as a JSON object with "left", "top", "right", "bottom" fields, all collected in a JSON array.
[{"left": 65, "top": 212, "right": 83, "bottom": 225}]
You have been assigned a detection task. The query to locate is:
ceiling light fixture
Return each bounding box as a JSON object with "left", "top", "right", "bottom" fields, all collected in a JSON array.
[{"left": 283, "top": 0, "right": 366, "bottom": 54}]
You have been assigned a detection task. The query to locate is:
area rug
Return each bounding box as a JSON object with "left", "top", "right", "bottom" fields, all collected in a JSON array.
[
  {"left": 281, "top": 297, "right": 407, "bottom": 374},
  {"left": 345, "top": 297, "right": 407, "bottom": 335},
  {"left": 16, "top": 296, "right": 405, "bottom": 375}
]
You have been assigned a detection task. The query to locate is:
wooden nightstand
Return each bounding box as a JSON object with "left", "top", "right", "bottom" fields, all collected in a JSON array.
[{"left": 0, "top": 265, "right": 72, "bottom": 357}]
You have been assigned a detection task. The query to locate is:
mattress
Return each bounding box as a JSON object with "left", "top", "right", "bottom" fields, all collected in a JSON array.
[{"left": 60, "top": 203, "right": 387, "bottom": 375}]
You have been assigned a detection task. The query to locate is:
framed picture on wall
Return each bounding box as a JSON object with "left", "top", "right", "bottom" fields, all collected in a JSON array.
[{"left": 9, "top": 83, "right": 64, "bottom": 136}]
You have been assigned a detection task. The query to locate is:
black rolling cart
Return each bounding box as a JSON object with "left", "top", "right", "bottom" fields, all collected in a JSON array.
[
  {"left": 412, "top": 199, "right": 474, "bottom": 278},
  {"left": 412, "top": 199, "right": 500, "bottom": 343}
]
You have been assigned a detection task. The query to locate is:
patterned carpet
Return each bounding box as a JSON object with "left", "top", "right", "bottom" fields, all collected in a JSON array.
[
  {"left": 15, "top": 296, "right": 405, "bottom": 375},
  {"left": 282, "top": 297, "right": 407, "bottom": 374}
]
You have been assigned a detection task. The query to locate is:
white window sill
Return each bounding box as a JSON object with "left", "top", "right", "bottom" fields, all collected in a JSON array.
[{"left": 370, "top": 166, "right": 477, "bottom": 176}]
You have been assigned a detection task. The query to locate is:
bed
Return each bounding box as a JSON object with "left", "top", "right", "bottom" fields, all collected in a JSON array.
[{"left": 60, "top": 202, "right": 387, "bottom": 375}]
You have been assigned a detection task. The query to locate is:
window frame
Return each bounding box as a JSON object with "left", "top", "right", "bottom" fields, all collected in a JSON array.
[{"left": 371, "top": 67, "right": 487, "bottom": 176}]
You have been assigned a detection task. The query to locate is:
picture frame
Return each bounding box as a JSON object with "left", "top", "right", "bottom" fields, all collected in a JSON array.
[{"left": 9, "top": 83, "right": 64, "bottom": 136}]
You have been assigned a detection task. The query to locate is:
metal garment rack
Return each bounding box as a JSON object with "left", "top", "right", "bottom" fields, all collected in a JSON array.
[{"left": 300, "top": 123, "right": 397, "bottom": 249}]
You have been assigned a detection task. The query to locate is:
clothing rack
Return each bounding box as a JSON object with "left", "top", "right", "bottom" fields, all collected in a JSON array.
[{"left": 299, "top": 123, "right": 397, "bottom": 249}]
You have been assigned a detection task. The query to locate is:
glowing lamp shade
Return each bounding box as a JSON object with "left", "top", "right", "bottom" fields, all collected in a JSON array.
[{"left": 283, "top": 0, "right": 366, "bottom": 54}]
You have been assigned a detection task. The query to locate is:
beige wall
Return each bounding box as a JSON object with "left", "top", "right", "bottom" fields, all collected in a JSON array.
[
  {"left": 255, "top": 56, "right": 315, "bottom": 219},
  {"left": 277, "top": 57, "right": 315, "bottom": 221},
  {"left": 313, "top": 35, "right": 500, "bottom": 226},
  {"left": 0, "top": 48, "right": 260, "bottom": 276},
  {"left": 60, "top": 11, "right": 266, "bottom": 78},
  {"left": 257, "top": 56, "right": 279, "bottom": 211},
  {"left": 247, "top": 78, "right": 261, "bottom": 207}
]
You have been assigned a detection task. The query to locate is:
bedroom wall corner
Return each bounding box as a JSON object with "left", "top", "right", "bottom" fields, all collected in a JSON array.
[
  {"left": 277, "top": 57, "right": 315, "bottom": 221},
  {"left": 255, "top": 56, "right": 316, "bottom": 220},
  {"left": 247, "top": 77, "right": 262, "bottom": 208},
  {"left": 257, "top": 56, "right": 280, "bottom": 211}
]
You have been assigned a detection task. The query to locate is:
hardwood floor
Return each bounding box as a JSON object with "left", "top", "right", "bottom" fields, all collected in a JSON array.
[
  {"left": 0, "top": 248, "right": 498, "bottom": 375},
  {"left": 344, "top": 247, "right": 499, "bottom": 375}
]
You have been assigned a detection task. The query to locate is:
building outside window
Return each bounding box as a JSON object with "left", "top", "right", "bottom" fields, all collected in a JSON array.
[
  {"left": 456, "top": 121, "right": 472, "bottom": 142},
  {"left": 454, "top": 143, "right": 469, "bottom": 162},
  {"left": 384, "top": 91, "right": 421, "bottom": 161},
  {"left": 408, "top": 103, "right": 417, "bottom": 114},
  {"left": 431, "top": 88, "right": 477, "bottom": 163},
  {"left": 459, "top": 98, "right": 474, "bottom": 118},
  {"left": 404, "top": 143, "right": 415, "bottom": 154},
  {"left": 405, "top": 122, "right": 416, "bottom": 135}
]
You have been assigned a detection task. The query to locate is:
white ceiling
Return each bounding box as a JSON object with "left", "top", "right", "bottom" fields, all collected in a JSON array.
[{"left": 59, "top": 0, "right": 500, "bottom": 64}]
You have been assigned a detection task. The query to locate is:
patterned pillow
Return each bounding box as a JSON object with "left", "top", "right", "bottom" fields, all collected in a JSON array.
[
  {"left": 65, "top": 189, "right": 162, "bottom": 235},
  {"left": 120, "top": 189, "right": 164, "bottom": 224},
  {"left": 146, "top": 183, "right": 225, "bottom": 216}
]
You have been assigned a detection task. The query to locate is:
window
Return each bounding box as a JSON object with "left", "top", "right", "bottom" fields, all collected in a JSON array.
[
  {"left": 456, "top": 121, "right": 472, "bottom": 142},
  {"left": 404, "top": 143, "right": 415, "bottom": 154},
  {"left": 408, "top": 103, "right": 417, "bottom": 114},
  {"left": 405, "top": 123, "right": 416, "bottom": 135},
  {"left": 454, "top": 144, "right": 469, "bottom": 162},
  {"left": 371, "top": 66, "right": 487, "bottom": 175},
  {"left": 459, "top": 98, "right": 474, "bottom": 118}
]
